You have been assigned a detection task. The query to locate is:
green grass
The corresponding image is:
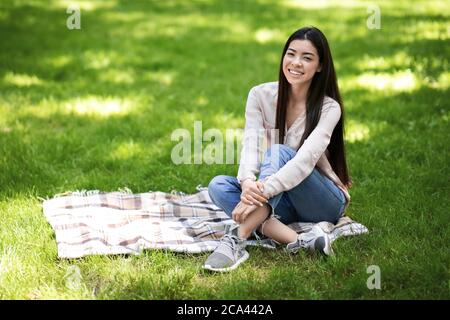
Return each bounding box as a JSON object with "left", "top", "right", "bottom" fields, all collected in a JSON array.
[{"left": 0, "top": 0, "right": 449, "bottom": 299}]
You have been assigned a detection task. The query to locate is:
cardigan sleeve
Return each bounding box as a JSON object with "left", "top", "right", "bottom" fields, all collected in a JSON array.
[
  {"left": 262, "top": 101, "right": 342, "bottom": 198},
  {"left": 236, "top": 86, "right": 265, "bottom": 184}
]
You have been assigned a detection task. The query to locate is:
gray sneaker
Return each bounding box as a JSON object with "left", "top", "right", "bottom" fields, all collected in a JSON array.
[
  {"left": 203, "top": 225, "right": 249, "bottom": 272},
  {"left": 286, "top": 225, "right": 334, "bottom": 256}
]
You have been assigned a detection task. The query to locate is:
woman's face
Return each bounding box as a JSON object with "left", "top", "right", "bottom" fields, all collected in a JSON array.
[{"left": 282, "top": 39, "right": 322, "bottom": 86}]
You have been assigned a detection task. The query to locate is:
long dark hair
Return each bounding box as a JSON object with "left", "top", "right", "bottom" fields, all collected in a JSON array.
[{"left": 276, "top": 26, "right": 351, "bottom": 188}]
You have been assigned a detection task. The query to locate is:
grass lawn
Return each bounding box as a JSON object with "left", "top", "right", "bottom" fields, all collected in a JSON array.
[{"left": 0, "top": 0, "right": 448, "bottom": 299}]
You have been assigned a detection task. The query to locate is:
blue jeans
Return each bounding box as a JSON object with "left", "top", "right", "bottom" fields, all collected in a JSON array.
[{"left": 208, "top": 144, "right": 346, "bottom": 225}]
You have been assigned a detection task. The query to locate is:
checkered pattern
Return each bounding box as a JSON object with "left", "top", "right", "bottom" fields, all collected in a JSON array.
[{"left": 42, "top": 187, "right": 368, "bottom": 259}]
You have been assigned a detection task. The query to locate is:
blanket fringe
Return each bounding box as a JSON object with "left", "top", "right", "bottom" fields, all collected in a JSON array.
[
  {"left": 196, "top": 184, "right": 208, "bottom": 191},
  {"left": 167, "top": 184, "right": 208, "bottom": 196},
  {"left": 51, "top": 185, "right": 208, "bottom": 198},
  {"left": 52, "top": 187, "right": 133, "bottom": 198},
  {"left": 49, "top": 186, "right": 207, "bottom": 199}
]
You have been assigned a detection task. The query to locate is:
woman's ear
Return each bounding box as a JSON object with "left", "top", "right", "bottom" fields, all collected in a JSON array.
[{"left": 317, "top": 63, "right": 322, "bottom": 73}]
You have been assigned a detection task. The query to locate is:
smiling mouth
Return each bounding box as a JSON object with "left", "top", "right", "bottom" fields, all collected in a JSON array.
[{"left": 288, "top": 68, "right": 304, "bottom": 76}]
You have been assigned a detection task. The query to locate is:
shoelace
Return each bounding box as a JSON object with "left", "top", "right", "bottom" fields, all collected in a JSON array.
[
  {"left": 219, "top": 234, "right": 240, "bottom": 256},
  {"left": 297, "top": 235, "right": 316, "bottom": 249},
  {"left": 298, "top": 238, "right": 308, "bottom": 247}
]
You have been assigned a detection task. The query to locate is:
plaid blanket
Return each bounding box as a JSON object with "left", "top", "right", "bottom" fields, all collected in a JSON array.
[{"left": 42, "top": 186, "right": 369, "bottom": 259}]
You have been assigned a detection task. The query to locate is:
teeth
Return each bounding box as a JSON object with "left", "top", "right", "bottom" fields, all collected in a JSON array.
[{"left": 289, "top": 69, "right": 303, "bottom": 75}]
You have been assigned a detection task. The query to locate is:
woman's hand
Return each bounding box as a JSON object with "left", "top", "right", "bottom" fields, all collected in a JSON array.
[
  {"left": 240, "top": 179, "right": 268, "bottom": 207},
  {"left": 232, "top": 201, "right": 258, "bottom": 224}
]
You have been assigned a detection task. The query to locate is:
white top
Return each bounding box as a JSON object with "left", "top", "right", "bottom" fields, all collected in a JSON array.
[{"left": 236, "top": 81, "right": 350, "bottom": 208}]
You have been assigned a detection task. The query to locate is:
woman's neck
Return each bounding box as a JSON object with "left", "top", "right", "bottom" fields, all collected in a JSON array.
[{"left": 289, "top": 82, "right": 310, "bottom": 107}]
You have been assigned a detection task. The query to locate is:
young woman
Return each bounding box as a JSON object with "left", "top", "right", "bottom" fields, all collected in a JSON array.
[{"left": 204, "top": 27, "right": 352, "bottom": 272}]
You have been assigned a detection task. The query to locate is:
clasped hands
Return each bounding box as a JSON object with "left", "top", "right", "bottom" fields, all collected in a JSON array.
[{"left": 232, "top": 179, "right": 269, "bottom": 224}]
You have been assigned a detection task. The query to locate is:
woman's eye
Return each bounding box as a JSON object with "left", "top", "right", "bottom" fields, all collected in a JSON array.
[
  {"left": 287, "top": 52, "right": 294, "bottom": 56},
  {"left": 304, "top": 57, "right": 311, "bottom": 61}
]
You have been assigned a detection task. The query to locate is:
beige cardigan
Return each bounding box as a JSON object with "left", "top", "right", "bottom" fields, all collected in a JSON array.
[{"left": 236, "top": 81, "right": 350, "bottom": 210}]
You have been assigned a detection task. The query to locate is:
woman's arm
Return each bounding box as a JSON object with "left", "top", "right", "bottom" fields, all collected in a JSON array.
[
  {"left": 236, "top": 86, "right": 265, "bottom": 184},
  {"left": 262, "top": 101, "right": 342, "bottom": 198}
]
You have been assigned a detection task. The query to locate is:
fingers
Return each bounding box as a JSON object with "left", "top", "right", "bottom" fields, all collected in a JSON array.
[
  {"left": 237, "top": 210, "right": 250, "bottom": 224},
  {"left": 240, "top": 207, "right": 254, "bottom": 222},
  {"left": 255, "top": 181, "right": 265, "bottom": 192},
  {"left": 249, "top": 185, "right": 266, "bottom": 198},
  {"left": 232, "top": 201, "right": 259, "bottom": 223},
  {"left": 242, "top": 195, "right": 261, "bottom": 207},
  {"left": 240, "top": 195, "right": 253, "bottom": 205},
  {"left": 242, "top": 192, "right": 267, "bottom": 207},
  {"left": 239, "top": 204, "right": 260, "bottom": 223},
  {"left": 241, "top": 189, "right": 267, "bottom": 206},
  {"left": 243, "top": 182, "right": 265, "bottom": 197},
  {"left": 249, "top": 192, "right": 268, "bottom": 205},
  {"left": 250, "top": 185, "right": 267, "bottom": 200},
  {"left": 241, "top": 181, "right": 267, "bottom": 205},
  {"left": 232, "top": 208, "right": 241, "bottom": 222},
  {"left": 232, "top": 202, "right": 245, "bottom": 222},
  {"left": 234, "top": 210, "right": 248, "bottom": 223}
]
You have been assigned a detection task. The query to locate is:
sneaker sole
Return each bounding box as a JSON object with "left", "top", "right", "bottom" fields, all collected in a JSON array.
[{"left": 202, "top": 250, "right": 249, "bottom": 272}]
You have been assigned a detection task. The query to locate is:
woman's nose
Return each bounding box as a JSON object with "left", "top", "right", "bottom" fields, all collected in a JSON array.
[{"left": 292, "top": 56, "right": 302, "bottom": 66}]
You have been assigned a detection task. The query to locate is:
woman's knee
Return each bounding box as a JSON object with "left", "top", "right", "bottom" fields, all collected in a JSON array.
[
  {"left": 266, "top": 143, "right": 297, "bottom": 158},
  {"left": 208, "top": 175, "right": 236, "bottom": 201},
  {"left": 264, "top": 144, "right": 296, "bottom": 165}
]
